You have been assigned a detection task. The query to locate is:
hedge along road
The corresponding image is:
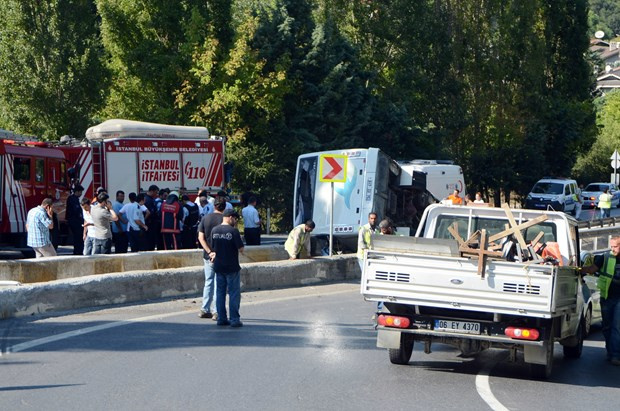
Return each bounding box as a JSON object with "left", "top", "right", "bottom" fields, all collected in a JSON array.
[{"left": 0, "top": 282, "right": 617, "bottom": 411}]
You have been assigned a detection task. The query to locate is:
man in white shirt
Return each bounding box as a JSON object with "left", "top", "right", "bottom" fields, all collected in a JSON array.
[
  {"left": 241, "top": 196, "right": 261, "bottom": 245},
  {"left": 120, "top": 192, "right": 149, "bottom": 252}
]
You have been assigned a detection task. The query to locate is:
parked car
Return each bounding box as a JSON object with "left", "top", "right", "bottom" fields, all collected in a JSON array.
[
  {"left": 525, "top": 177, "right": 579, "bottom": 214},
  {"left": 580, "top": 251, "right": 603, "bottom": 336},
  {"left": 580, "top": 182, "right": 620, "bottom": 209}
]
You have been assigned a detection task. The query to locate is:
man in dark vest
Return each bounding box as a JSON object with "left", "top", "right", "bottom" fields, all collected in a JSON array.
[
  {"left": 66, "top": 184, "right": 84, "bottom": 255},
  {"left": 144, "top": 184, "right": 160, "bottom": 250},
  {"left": 161, "top": 191, "right": 183, "bottom": 250},
  {"left": 181, "top": 194, "right": 200, "bottom": 249}
]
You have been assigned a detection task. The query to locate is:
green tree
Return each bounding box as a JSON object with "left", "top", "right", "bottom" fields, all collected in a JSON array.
[
  {"left": 0, "top": 0, "right": 106, "bottom": 139},
  {"left": 96, "top": 0, "right": 229, "bottom": 123},
  {"left": 178, "top": 0, "right": 375, "bottom": 230},
  {"left": 573, "top": 90, "right": 620, "bottom": 183}
]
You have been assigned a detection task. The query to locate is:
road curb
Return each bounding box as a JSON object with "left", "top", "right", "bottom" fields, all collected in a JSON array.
[{"left": 0, "top": 255, "right": 359, "bottom": 319}]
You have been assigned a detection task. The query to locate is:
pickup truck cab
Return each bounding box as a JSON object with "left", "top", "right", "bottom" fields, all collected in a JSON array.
[{"left": 361, "top": 204, "right": 586, "bottom": 379}]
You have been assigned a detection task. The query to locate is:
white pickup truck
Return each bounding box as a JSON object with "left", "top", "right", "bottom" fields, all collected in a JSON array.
[{"left": 361, "top": 204, "right": 588, "bottom": 379}]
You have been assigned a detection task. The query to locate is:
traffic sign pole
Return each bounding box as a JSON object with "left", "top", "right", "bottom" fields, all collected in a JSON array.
[
  {"left": 329, "top": 182, "right": 334, "bottom": 257},
  {"left": 319, "top": 154, "right": 348, "bottom": 257}
]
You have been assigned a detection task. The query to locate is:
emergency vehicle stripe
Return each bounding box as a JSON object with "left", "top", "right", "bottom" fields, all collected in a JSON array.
[
  {"left": 203, "top": 153, "right": 216, "bottom": 187},
  {"left": 5, "top": 154, "right": 18, "bottom": 231},
  {"left": 78, "top": 149, "right": 93, "bottom": 194},
  {"left": 208, "top": 153, "right": 220, "bottom": 187},
  {"left": 4, "top": 154, "right": 26, "bottom": 232},
  {"left": 205, "top": 152, "right": 222, "bottom": 188},
  {"left": 13, "top": 158, "right": 27, "bottom": 232}
]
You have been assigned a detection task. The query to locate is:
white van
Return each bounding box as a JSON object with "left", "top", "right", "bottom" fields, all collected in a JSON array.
[{"left": 525, "top": 177, "right": 579, "bottom": 214}]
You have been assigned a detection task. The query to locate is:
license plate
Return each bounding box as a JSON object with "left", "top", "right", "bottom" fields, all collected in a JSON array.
[
  {"left": 535, "top": 203, "right": 545, "bottom": 208},
  {"left": 434, "top": 319, "right": 481, "bottom": 335}
]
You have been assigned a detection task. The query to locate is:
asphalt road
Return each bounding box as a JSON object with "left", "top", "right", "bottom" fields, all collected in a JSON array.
[
  {"left": 577, "top": 205, "right": 620, "bottom": 221},
  {"left": 1, "top": 282, "right": 619, "bottom": 411}
]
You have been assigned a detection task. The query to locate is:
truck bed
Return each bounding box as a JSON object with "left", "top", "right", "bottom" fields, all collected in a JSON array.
[{"left": 361, "top": 250, "right": 578, "bottom": 318}]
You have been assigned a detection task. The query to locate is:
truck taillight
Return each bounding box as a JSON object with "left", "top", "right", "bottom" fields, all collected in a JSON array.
[
  {"left": 505, "top": 326, "right": 540, "bottom": 340},
  {"left": 377, "top": 315, "right": 410, "bottom": 329}
]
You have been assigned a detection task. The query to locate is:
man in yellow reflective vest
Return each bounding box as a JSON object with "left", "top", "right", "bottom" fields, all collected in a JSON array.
[
  {"left": 357, "top": 212, "right": 378, "bottom": 270},
  {"left": 599, "top": 188, "right": 613, "bottom": 218},
  {"left": 285, "top": 220, "right": 315, "bottom": 259},
  {"left": 582, "top": 236, "right": 620, "bottom": 365}
]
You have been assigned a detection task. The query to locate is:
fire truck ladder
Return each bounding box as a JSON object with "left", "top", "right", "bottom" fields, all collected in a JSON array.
[{"left": 91, "top": 142, "right": 103, "bottom": 190}]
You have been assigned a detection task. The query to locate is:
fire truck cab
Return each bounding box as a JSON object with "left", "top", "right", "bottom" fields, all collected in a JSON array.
[{"left": 0, "top": 131, "right": 72, "bottom": 250}]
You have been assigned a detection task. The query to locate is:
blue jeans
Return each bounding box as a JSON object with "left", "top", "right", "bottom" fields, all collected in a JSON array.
[
  {"left": 201, "top": 259, "right": 216, "bottom": 313},
  {"left": 601, "top": 296, "right": 620, "bottom": 360},
  {"left": 93, "top": 238, "right": 112, "bottom": 254},
  {"left": 601, "top": 207, "right": 611, "bottom": 218},
  {"left": 216, "top": 271, "right": 241, "bottom": 323},
  {"left": 83, "top": 237, "right": 95, "bottom": 256}
]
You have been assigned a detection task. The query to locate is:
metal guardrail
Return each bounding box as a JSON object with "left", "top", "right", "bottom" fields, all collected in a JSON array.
[{"left": 578, "top": 217, "right": 620, "bottom": 252}]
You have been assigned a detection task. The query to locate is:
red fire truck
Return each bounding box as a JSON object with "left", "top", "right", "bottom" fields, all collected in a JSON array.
[{"left": 0, "top": 120, "right": 225, "bottom": 251}]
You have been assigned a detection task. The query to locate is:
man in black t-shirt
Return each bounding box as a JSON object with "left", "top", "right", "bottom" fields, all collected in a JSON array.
[
  {"left": 197, "top": 200, "right": 226, "bottom": 319},
  {"left": 211, "top": 208, "right": 244, "bottom": 327}
]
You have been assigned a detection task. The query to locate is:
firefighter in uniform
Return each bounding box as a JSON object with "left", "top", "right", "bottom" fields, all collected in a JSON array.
[{"left": 161, "top": 191, "right": 183, "bottom": 250}]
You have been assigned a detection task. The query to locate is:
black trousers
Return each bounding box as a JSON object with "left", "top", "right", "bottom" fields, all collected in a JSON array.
[
  {"left": 68, "top": 220, "right": 84, "bottom": 255},
  {"left": 162, "top": 232, "right": 181, "bottom": 250},
  {"left": 181, "top": 227, "right": 198, "bottom": 249},
  {"left": 244, "top": 227, "right": 261, "bottom": 245},
  {"left": 113, "top": 231, "right": 128, "bottom": 253}
]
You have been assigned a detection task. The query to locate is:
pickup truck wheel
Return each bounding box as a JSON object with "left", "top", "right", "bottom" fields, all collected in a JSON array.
[
  {"left": 529, "top": 339, "right": 554, "bottom": 379},
  {"left": 583, "top": 305, "right": 592, "bottom": 336},
  {"left": 563, "top": 318, "right": 584, "bottom": 359},
  {"left": 388, "top": 333, "right": 414, "bottom": 365}
]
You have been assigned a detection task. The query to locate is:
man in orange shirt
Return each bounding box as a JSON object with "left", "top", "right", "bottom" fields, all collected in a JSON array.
[{"left": 446, "top": 189, "right": 463, "bottom": 205}]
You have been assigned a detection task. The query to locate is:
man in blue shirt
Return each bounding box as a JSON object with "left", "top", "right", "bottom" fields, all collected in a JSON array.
[
  {"left": 112, "top": 190, "right": 128, "bottom": 253},
  {"left": 241, "top": 196, "right": 261, "bottom": 245},
  {"left": 26, "top": 198, "right": 56, "bottom": 258}
]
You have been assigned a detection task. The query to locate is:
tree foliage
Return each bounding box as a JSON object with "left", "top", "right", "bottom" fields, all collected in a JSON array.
[
  {"left": 0, "top": 0, "right": 106, "bottom": 139},
  {"left": 0, "top": 0, "right": 600, "bottom": 227}
]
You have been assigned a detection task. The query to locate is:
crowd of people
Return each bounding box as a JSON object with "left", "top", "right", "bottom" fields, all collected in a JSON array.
[
  {"left": 26, "top": 185, "right": 264, "bottom": 259},
  {"left": 26, "top": 185, "right": 262, "bottom": 328}
]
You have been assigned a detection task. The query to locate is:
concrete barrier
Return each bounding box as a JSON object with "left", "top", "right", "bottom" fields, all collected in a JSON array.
[
  {"left": 0, "top": 255, "right": 359, "bottom": 319},
  {"left": 0, "top": 245, "right": 290, "bottom": 283}
]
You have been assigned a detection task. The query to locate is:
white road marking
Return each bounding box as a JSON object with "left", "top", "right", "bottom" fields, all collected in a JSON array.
[
  {"left": 474, "top": 339, "right": 606, "bottom": 410},
  {"left": 475, "top": 363, "right": 510, "bottom": 411},
  {"left": 1, "top": 287, "right": 355, "bottom": 357}
]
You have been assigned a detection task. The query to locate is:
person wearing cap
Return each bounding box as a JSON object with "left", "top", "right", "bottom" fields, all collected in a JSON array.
[
  {"left": 197, "top": 200, "right": 226, "bottom": 319},
  {"left": 92, "top": 187, "right": 106, "bottom": 206},
  {"left": 217, "top": 190, "right": 233, "bottom": 211},
  {"left": 378, "top": 218, "right": 395, "bottom": 235},
  {"left": 211, "top": 208, "right": 245, "bottom": 327},
  {"left": 285, "top": 220, "right": 315, "bottom": 259},
  {"left": 161, "top": 191, "right": 183, "bottom": 250},
  {"left": 66, "top": 184, "right": 85, "bottom": 255}
]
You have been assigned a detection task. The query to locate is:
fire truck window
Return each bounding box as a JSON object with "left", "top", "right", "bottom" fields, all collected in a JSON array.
[
  {"left": 35, "top": 158, "right": 44, "bottom": 182},
  {"left": 13, "top": 157, "right": 30, "bottom": 181}
]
